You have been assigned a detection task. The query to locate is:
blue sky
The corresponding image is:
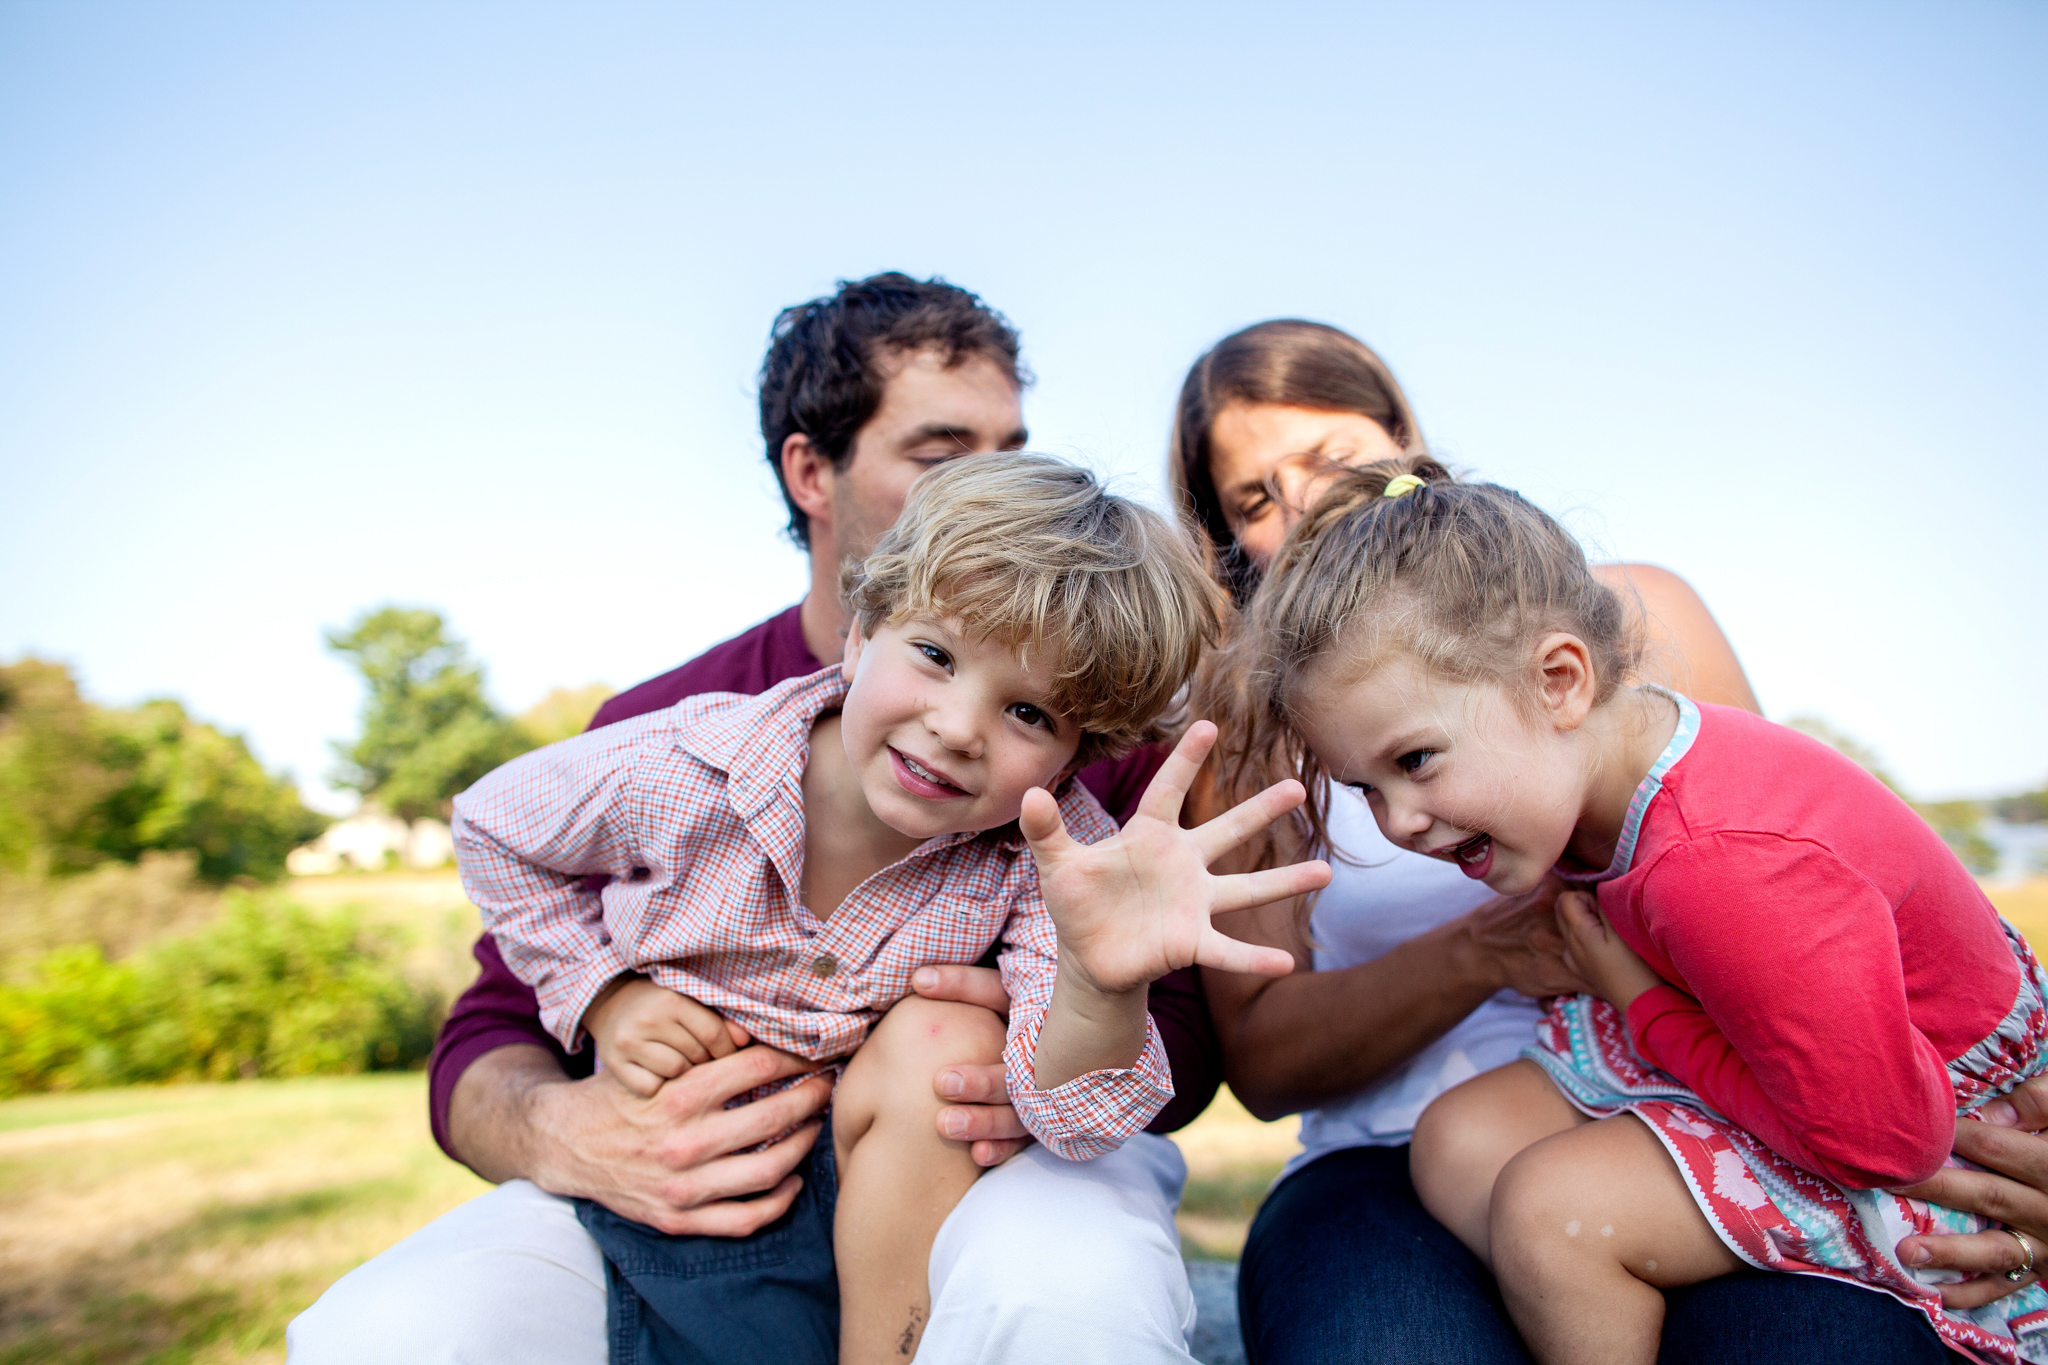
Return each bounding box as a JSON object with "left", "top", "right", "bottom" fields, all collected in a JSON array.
[{"left": 2, "top": 1, "right": 2042, "bottom": 808}]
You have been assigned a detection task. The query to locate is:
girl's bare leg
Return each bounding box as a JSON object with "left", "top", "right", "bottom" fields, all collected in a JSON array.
[
  {"left": 832, "top": 995, "right": 1006, "bottom": 1365},
  {"left": 1490, "top": 1113, "right": 1744, "bottom": 1365},
  {"left": 1410, "top": 1058, "right": 1589, "bottom": 1260}
]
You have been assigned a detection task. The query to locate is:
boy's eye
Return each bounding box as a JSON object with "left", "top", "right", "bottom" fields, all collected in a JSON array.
[
  {"left": 1009, "top": 702, "right": 1056, "bottom": 734},
  {"left": 1396, "top": 749, "right": 1435, "bottom": 775},
  {"left": 914, "top": 642, "right": 953, "bottom": 670}
]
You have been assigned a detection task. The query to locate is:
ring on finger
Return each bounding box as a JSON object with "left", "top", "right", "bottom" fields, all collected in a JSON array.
[{"left": 2005, "top": 1229, "right": 2036, "bottom": 1283}]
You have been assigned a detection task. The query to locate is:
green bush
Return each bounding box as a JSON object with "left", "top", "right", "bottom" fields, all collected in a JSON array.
[{"left": 0, "top": 894, "right": 439, "bottom": 1096}]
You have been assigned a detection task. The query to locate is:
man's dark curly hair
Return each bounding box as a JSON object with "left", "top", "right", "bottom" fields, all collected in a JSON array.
[{"left": 758, "top": 272, "right": 1027, "bottom": 549}]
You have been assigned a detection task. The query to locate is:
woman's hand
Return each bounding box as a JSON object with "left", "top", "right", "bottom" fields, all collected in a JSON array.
[
  {"left": 1460, "top": 878, "right": 1594, "bottom": 999},
  {"left": 1555, "top": 890, "right": 1663, "bottom": 1010},
  {"left": 1895, "top": 1076, "right": 2048, "bottom": 1307}
]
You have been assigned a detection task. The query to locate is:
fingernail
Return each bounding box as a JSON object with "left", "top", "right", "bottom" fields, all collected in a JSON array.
[
  {"left": 940, "top": 1109, "right": 968, "bottom": 1139},
  {"left": 937, "top": 1070, "right": 963, "bottom": 1098},
  {"left": 1983, "top": 1100, "right": 2020, "bottom": 1127},
  {"left": 913, "top": 967, "right": 938, "bottom": 992},
  {"left": 1904, "top": 1245, "right": 1932, "bottom": 1267}
]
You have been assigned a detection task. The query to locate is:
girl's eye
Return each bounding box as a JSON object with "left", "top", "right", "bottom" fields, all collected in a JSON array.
[
  {"left": 1396, "top": 749, "right": 1435, "bottom": 775},
  {"left": 914, "top": 642, "right": 952, "bottom": 670},
  {"left": 1343, "top": 779, "right": 1375, "bottom": 796},
  {"left": 1009, "top": 702, "right": 1056, "bottom": 733}
]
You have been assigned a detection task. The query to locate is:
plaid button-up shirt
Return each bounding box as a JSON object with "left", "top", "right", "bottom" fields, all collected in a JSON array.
[{"left": 452, "top": 665, "right": 1174, "bottom": 1160}]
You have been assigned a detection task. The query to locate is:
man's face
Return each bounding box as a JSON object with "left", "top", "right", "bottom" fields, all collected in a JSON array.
[{"left": 830, "top": 347, "right": 1027, "bottom": 567}]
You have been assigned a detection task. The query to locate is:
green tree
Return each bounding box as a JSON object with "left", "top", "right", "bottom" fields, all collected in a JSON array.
[
  {"left": 326, "top": 607, "right": 534, "bottom": 820},
  {"left": 0, "top": 659, "right": 322, "bottom": 882},
  {"left": 517, "top": 683, "right": 615, "bottom": 747}
]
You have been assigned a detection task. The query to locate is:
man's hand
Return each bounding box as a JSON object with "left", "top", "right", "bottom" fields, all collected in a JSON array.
[
  {"left": 1896, "top": 1075, "right": 2048, "bottom": 1307},
  {"left": 912, "top": 963, "right": 1031, "bottom": 1167},
  {"left": 490, "top": 1042, "right": 835, "bottom": 1236},
  {"left": 1555, "top": 890, "right": 1663, "bottom": 1011},
  {"left": 1020, "top": 721, "right": 1330, "bottom": 997},
  {"left": 584, "top": 975, "right": 750, "bottom": 1097}
]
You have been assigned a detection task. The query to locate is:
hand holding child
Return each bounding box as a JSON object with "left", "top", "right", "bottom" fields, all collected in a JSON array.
[
  {"left": 1021, "top": 720, "right": 1331, "bottom": 997},
  {"left": 1555, "top": 890, "right": 1665, "bottom": 1011},
  {"left": 585, "top": 975, "right": 753, "bottom": 1097}
]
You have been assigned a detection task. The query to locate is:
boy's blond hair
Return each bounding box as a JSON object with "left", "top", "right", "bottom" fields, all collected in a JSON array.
[{"left": 843, "top": 451, "right": 1225, "bottom": 767}]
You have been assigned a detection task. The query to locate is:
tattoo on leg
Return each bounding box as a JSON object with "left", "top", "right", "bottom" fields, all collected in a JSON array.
[{"left": 897, "top": 1304, "right": 926, "bottom": 1356}]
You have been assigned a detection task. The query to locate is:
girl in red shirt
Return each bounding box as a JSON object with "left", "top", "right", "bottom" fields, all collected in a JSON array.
[{"left": 1243, "top": 456, "right": 2048, "bottom": 1364}]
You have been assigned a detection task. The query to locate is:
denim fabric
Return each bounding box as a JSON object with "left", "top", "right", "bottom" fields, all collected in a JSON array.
[
  {"left": 574, "top": 1123, "right": 838, "bottom": 1365},
  {"left": 1238, "top": 1145, "right": 1957, "bottom": 1365}
]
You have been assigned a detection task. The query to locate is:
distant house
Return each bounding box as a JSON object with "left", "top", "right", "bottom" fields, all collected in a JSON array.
[{"left": 287, "top": 812, "right": 455, "bottom": 874}]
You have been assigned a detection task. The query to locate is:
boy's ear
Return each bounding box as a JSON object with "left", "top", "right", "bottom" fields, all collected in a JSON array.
[
  {"left": 841, "top": 617, "right": 866, "bottom": 673},
  {"left": 1533, "top": 632, "right": 1598, "bottom": 731}
]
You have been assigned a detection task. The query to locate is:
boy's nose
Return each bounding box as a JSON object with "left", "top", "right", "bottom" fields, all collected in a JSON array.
[{"left": 927, "top": 708, "right": 983, "bottom": 758}]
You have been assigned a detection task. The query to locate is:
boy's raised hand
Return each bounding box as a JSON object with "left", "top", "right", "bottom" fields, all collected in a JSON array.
[{"left": 1020, "top": 721, "right": 1331, "bottom": 997}]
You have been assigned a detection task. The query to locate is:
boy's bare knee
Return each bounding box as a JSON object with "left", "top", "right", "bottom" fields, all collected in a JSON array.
[{"left": 840, "top": 997, "right": 1004, "bottom": 1130}]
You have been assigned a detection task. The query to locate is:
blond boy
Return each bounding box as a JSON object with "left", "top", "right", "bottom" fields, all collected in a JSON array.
[{"left": 452, "top": 452, "right": 1326, "bottom": 1364}]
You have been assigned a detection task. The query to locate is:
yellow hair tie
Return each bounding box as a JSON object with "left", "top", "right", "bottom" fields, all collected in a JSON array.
[{"left": 1382, "top": 474, "right": 1426, "bottom": 499}]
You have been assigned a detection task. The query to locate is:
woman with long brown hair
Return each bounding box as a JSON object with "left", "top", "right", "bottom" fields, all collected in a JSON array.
[{"left": 1175, "top": 320, "right": 2033, "bottom": 1363}]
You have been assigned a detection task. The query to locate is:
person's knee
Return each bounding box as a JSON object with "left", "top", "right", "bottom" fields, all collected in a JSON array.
[
  {"left": 843, "top": 998, "right": 1003, "bottom": 1113},
  {"left": 840, "top": 996, "right": 1004, "bottom": 1132},
  {"left": 1488, "top": 1130, "right": 1614, "bottom": 1285}
]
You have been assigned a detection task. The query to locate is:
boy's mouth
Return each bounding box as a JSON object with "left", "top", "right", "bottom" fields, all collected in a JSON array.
[
  {"left": 889, "top": 747, "right": 968, "bottom": 800},
  {"left": 1428, "top": 832, "right": 1495, "bottom": 881}
]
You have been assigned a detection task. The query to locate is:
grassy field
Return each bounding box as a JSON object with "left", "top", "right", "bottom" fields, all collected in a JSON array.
[{"left": 2, "top": 872, "right": 2041, "bottom": 1362}]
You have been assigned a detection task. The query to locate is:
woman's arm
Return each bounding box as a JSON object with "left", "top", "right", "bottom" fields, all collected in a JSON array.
[
  {"left": 1594, "top": 563, "right": 1760, "bottom": 712},
  {"left": 1206, "top": 883, "right": 1587, "bottom": 1120}
]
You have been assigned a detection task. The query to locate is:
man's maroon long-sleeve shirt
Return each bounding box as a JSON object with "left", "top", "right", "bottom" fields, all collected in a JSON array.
[{"left": 426, "top": 604, "right": 1222, "bottom": 1158}]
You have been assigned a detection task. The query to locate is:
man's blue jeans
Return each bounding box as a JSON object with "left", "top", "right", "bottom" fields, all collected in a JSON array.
[{"left": 1238, "top": 1145, "right": 1958, "bottom": 1364}]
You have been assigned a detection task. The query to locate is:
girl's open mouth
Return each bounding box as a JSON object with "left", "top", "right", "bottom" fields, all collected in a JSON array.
[
  {"left": 1439, "top": 832, "right": 1494, "bottom": 881},
  {"left": 889, "top": 747, "right": 967, "bottom": 800}
]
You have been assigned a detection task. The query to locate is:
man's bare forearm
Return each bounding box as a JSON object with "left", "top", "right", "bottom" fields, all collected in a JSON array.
[{"left": 446, "top": 1044, "right": 574, "bottom": 1186}]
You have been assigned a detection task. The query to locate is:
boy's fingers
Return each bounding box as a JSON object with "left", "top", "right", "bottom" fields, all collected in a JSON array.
[
  {"left": 1019, "top": 788, "right": 1077, "bottom": 859},
  {"left": 694, "top": 1044, "right": 828, "bottom": 1109},
  {"left": 1191, "top": 779, "right": 1308, "bottom": 863},
  {"left": 914, "top": 964, "right": 1013, "bottom": 1017},
  {"left": 1134, "top": 721, "right": 1218, "bottom": 825},
  {"left": 1210, "top": 860, "right": 1332, "bottom": 914},
  {"left": 725, "top": 1020, "right": 752, "bottom": 1049},
  {"left": 652, "top": 1019, "right": 712, "bottom": 1065},
  {"left": 615, "top": 1060, "right": 667, "bottom": 1098},
  {"left": 1193, "top": 925, "right": 1294, "bottom": 978},
  {"left": 674, "top": 1000, "right": 737, "bottom": 1060}
]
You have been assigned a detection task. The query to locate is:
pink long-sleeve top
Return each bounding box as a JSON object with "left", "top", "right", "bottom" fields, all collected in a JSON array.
[
  {"left": 1588, "top": 699, "right": 2019, "bottom": 1190},
  {"left": 451, "top": 664, "right": 1174, "bottom": 1161}
]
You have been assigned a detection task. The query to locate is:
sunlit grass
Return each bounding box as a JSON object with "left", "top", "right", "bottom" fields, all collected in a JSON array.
[{"left": 0, "top": 1074, "right": 487, "bottom": 1365}]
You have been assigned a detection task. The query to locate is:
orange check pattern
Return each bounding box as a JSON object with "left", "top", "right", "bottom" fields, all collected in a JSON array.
[{"left": 452, "top": 665, "right": 1174, "bottom": 1160}]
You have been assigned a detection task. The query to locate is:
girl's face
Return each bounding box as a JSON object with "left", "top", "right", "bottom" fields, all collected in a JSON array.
[
  {"left": 840, "top": 614, "right": 1083, "bottom": 842},
  {"left": 1207, "top": 402, "right": 1405, "bottom": 566},
  {"left": 1291, "top": 654, "right": 1589, "bottom": 895}
]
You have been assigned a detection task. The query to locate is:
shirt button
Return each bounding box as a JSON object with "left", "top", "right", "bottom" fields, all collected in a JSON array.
[{"left": 812, "top": 954, "right": 838, "bottom": 978}]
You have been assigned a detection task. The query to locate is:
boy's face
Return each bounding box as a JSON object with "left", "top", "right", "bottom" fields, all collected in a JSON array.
[{"left": 839, "top": 614, "right": 1082, "bottom": 841}]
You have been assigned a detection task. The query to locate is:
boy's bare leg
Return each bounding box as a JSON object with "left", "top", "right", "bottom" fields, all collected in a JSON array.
[
  {"left": 1490, "top": 1112, "right": 1744, "bottom": 1365},
  {"left": 833, "top": 995, "right": 1006, "bottom": 1365},
  {"left": 1409, "top": 1058, "right": 1588, "bottom": 1260}
]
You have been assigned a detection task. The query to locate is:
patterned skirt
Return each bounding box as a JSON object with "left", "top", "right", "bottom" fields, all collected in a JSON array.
[{"left": 1525, "top": 922, "right": 2048, "bottom": 1364}]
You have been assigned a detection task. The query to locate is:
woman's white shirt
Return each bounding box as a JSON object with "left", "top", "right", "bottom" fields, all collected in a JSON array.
[{"left": 1282, "top": 788, "right": 1543, "bottom": 1178}]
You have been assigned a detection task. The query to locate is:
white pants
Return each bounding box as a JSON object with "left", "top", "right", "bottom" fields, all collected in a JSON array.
[{"left": 286, "top": 1133, "right": 1197, "bottom": 1365}]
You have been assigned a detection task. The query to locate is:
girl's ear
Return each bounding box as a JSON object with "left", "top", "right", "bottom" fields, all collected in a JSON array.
[{"left": 1532, "top": 632, "right": 1598, "bottom": 731}]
